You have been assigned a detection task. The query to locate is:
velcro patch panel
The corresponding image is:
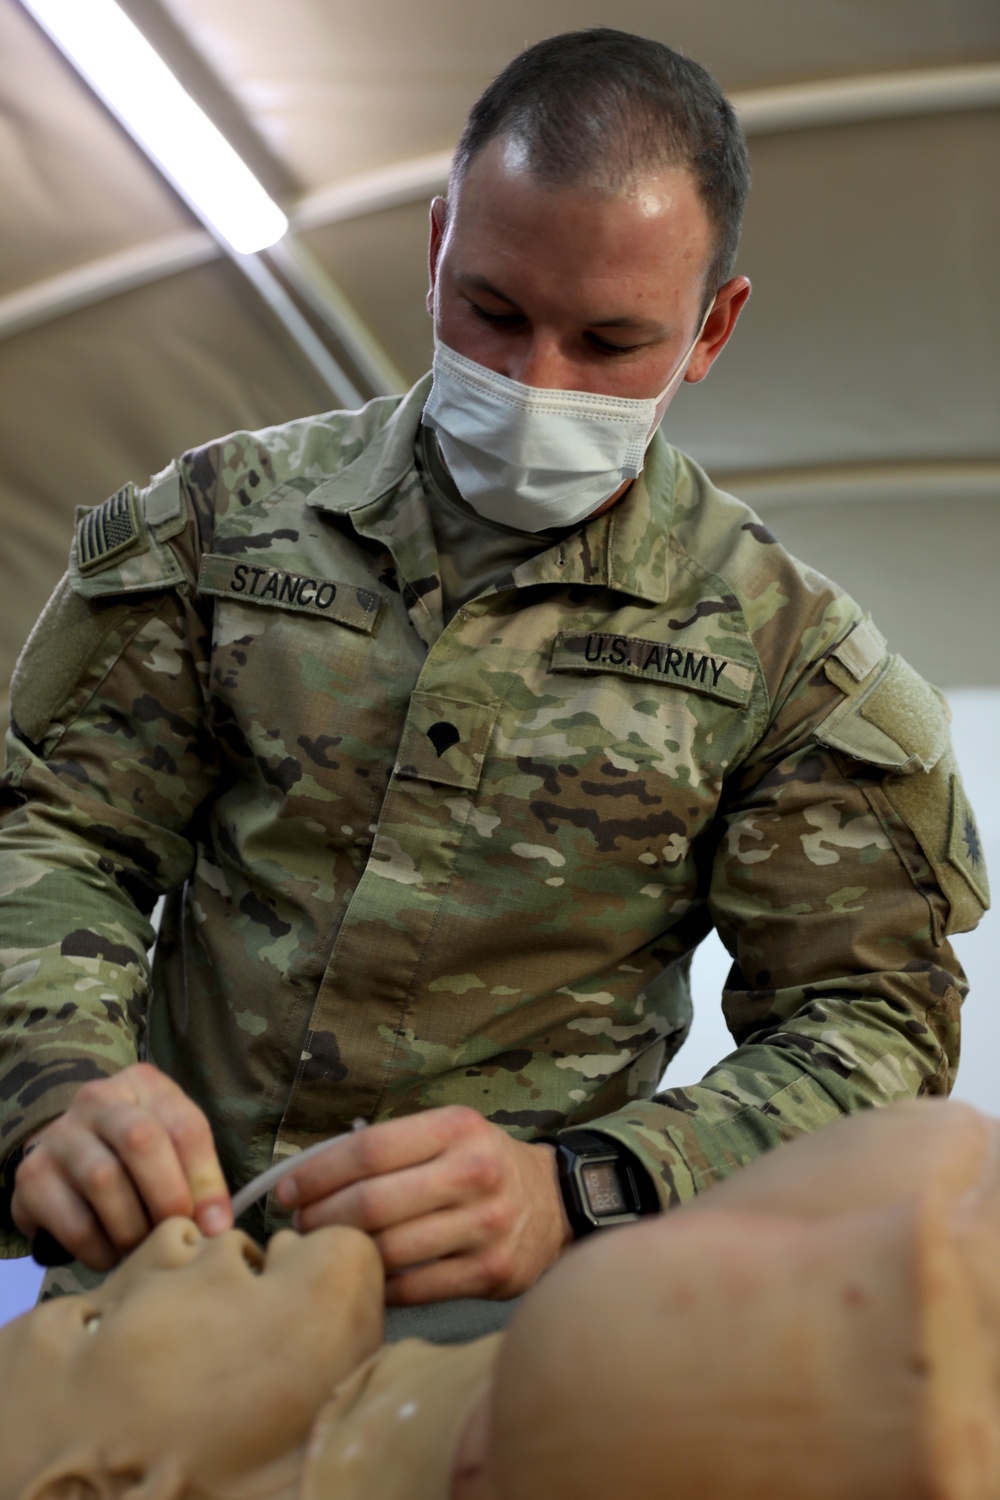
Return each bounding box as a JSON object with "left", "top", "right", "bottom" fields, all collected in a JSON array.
[
  {"left": 815, "top": 654, "right": 948, "bottom": 775},
  {"left": 142, "top": 462, "right": 183, "bottom": 527}
]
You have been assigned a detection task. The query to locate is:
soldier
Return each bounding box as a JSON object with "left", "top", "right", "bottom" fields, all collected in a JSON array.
[{"left": 0, "top": 29, "right": 988, "bottom": 1332}]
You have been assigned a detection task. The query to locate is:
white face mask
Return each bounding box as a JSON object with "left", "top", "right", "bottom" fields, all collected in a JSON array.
[{"left": 422, "top": 313, "right": 710, "bottom": 533}]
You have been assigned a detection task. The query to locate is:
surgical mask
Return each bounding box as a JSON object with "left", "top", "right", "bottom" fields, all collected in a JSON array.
[{"left": 422, "top": 312, "right": 710, "bottom": 533}]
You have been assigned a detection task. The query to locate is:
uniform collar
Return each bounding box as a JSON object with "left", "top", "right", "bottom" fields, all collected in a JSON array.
[
  {"left": 509, "top": 434, "right": 674, "bottom": 605},
  {"left": 306, "top": 373, "right": 675, "bottom": 606},
  {"left": 306, "top": 376, "right": 432, "bottom": 517}
]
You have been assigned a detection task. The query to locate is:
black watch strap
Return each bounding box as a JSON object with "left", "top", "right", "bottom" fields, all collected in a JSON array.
[{"left": 544, "top": 1129, "right": 660, "bottom": 1239}]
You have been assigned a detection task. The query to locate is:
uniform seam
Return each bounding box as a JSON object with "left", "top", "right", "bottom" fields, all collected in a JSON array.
[{"left": 372, "top": 685, "right": 515, "bottom": 1115}]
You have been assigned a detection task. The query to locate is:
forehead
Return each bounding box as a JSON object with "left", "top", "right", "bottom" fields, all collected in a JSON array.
[{"left": 447, "top": 137, "right": 713, "bottom": 306}]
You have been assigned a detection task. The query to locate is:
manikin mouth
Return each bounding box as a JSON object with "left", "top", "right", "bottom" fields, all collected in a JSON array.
[{"left": 242, "top": 1237, "right": 266, "bottom": 1275}]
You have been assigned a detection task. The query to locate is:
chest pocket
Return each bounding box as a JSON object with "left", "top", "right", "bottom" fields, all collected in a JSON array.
[{"left": 395, "top": 693, "right": 501, "bottom": 792}]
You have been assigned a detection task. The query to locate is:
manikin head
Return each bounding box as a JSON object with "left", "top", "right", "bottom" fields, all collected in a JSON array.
[
  {"left": 0, "top": 1218, "right": 384, "bottom": 1500},
  {"left": 427, "top": 30, "right": 753, "bottom": 439}
]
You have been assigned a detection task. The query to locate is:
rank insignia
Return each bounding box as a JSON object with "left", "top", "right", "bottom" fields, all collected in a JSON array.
[{"left": 76, "top": 485, "right": 140, "bottom": 573}]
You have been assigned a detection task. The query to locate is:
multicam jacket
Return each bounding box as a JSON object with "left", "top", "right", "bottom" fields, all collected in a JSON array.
[{"left": 0, "top": 377, "right": 989, "bottom": 1254}]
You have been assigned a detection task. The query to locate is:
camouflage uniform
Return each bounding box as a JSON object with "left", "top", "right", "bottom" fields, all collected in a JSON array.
[{"left": 0, "top": 376, "right": 989, "bottom": 1258}]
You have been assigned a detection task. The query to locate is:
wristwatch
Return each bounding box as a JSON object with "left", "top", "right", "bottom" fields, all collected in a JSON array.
[{"left": 545, "top": 1129, "right": 660, "bottom": 1238}]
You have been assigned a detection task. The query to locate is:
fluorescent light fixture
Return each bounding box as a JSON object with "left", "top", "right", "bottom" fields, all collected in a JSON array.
[{"left": 20, "top": 0, "right": 288, "bottom": 254}]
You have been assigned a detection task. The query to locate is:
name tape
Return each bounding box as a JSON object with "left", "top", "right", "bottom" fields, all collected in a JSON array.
[{"left": 198, "top": 553, "right": 381, "bottom": 633}]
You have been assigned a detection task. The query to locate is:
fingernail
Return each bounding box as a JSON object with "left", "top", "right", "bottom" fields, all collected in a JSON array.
[
  {"left": 275, "top": 1177, "right": 299, "bottom": 1207},
  {"left": 200, "top": 1204, "right": 230, "bottom": 1236}
]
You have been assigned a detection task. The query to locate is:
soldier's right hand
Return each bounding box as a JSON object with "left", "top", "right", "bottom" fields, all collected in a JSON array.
[{"left": 10, "top": 1062, "right": 232, "bottom": 1270}]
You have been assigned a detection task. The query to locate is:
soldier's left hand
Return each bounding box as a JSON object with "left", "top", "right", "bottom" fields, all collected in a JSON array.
[{"left": 273, "top": 1106, "right": 573, "bottom": 1302}]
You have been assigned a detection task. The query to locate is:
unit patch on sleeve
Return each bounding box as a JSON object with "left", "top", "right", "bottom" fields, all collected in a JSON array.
[
  {"left": 75, "top": 485, "right": 141, "bottom": 573},
  {"left": 198, "top": 552, "right": 382, "bottom": 633},
  {"left": 550, "top": 632, "right": 755, "bottom": 707},
  {"left": 948, "top": 771, "right": 991, "bottom": 909}
]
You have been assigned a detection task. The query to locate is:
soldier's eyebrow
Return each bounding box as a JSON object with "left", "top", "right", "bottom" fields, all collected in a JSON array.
[
  {"left": 587, "top": 314, "right": 668, "bottom": 333},
  {"left": 456, "top": 273, "right": 521, "bottom": 309},
  {"left": 455, "top": 273, "right": 667, "bottom": 334}
]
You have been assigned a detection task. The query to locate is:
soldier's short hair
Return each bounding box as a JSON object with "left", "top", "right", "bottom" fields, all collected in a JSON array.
[{"left": 452, "top": 28, "right": 750, "bottom": 304}]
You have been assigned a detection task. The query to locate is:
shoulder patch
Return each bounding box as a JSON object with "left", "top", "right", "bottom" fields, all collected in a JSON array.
[
  {"left": 883, "top": 751, "right": 989, "bottom": 935},
  {"left": 76, "top": 485, "right": 142, "bottom": 573},
  {"left": 947, "top": 771, "right": 990, "bottom": 910}
]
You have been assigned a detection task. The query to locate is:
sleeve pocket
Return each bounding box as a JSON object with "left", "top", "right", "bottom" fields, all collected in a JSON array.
[
  {"left": 814, "top": 655, "right": 988, "bottom": 934},
  {"left": 813, "top": 653, "right": 949, "bottom": 774}
]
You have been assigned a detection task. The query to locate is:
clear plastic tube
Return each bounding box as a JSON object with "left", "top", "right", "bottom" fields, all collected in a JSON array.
[{"left": 230, "top": 1118, "right": 367, "bottom": 1220}]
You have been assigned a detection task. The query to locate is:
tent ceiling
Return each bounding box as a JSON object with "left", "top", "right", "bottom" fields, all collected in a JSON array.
[
  {"left": 154, "top": 0, "right": 1000, "bottom": 183},
  {"left": 1, "top": 0, "right": 997, "bottom": 701}
]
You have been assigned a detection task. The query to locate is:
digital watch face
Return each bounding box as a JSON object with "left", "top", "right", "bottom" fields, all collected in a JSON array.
[{"left": 581, "top": 1159, "right": 627, "bottom": 1217}]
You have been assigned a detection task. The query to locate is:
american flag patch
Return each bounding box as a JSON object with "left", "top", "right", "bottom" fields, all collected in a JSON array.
[{"left": 76, "top": 485, "right": 139, "bottom": 572}]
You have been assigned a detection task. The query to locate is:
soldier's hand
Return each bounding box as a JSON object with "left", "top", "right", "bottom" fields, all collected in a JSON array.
[
  {"left": 10, "top": 1062, "right": 232, "bottom": 1271},
  {"left": 274, "top": 1105, "right": 573, "bottom": 1303}
]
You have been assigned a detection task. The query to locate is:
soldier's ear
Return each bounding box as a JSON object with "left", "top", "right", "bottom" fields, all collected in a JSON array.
[
  {"left": 427, "top": 194, "right": 449, "bottom": 314},
  {"left": 20, "top": 1458, "right": 184, "bottom": 1500}
]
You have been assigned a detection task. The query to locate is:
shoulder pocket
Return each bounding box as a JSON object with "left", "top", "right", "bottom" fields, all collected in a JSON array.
[
  {"left": 815, "top": 654, "right": 988, "bottom": 934},
  {"left": 814, "top": 653, "right": 948, "bottom": 774}
]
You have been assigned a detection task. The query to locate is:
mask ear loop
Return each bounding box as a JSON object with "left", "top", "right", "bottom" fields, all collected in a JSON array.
[
  {"left": 654, "top": 296, "right": 717, "bottom": 402},
  {"left": 646, "top": 296, "right": 717, "bottom": 444}
]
